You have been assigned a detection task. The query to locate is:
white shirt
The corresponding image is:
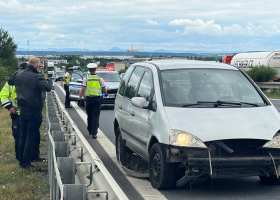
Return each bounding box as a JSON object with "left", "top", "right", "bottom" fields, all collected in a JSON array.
[{"left": 82, "top": 75, "right": 106, "bottom": 88}]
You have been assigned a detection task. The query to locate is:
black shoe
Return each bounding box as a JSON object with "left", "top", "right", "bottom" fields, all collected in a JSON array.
[
  {"left": 92, "top": 135, "right": 97, "bottom": 139},
  {"left": 32, "top": 157, "right": 46, "bottom": 162},
  {"left": 20, "top": 164, "right": 42, "bottom": 171}
]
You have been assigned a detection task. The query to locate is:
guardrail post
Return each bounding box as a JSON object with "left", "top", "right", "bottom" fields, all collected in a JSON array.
[
  {"left": 57, "top": 157, "right": 76, "bottom": 184},
  {"left": 52, "top": 131, "right": 65, "bottom": 142},
  {"left": 63, "top": 185, "right": 87, "bottom": 200},
  {"left": 55, "top": 142, "right": 70, "bottom": 157}
]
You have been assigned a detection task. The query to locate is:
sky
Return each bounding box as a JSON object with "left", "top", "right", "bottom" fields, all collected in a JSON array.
[{"left": 1, "top": 0, "right": 280, "bottom": 52}]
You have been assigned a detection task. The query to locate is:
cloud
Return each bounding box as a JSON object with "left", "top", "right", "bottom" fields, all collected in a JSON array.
[
  {"left": 168, "top": 18, "right": 280, "bottom": 37},
  {"left": 145, "top": 19, "right": 160, "bottom": 25},
  {"left": 37, "top": 24, "right": 57, "bottom": 30}
]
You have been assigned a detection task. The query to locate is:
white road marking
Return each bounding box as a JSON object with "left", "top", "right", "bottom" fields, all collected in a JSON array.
[{"left": 55, "top": 83, "right": 167, "bottom": 200}]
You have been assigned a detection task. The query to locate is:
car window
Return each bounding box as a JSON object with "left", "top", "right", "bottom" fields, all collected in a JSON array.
[
  {"left": 161, "top": 69, "right": 266, "bottom": 106},
  {"left": 71, "top": 73, "right": 82, "bottom": 82},
  {"left": 124, "top": 67, "right": 145, "bottom": 99},
  {"left": 118, "top": 66, "right": 134, "bottom": 96},
  {"left": 96, "top": 72, "right": 121, "bottom": 82},
  {"left": 137, "top": 71, "right": 152, "bottom": 101}
]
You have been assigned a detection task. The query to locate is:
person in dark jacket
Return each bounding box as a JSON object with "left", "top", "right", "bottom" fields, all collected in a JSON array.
[{"left": 8, "top": 57, "right": 52, "bottom": 168}]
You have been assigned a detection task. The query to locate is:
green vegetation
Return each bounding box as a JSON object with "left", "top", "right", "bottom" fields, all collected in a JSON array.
[
  {"left": 245, "top": 65, "right": 277, "bottom": 82},
  {"left": 0, "top": 107, "right": 49, "bottom": 199},
  {"left": 262, "top": 89, "right": 280, "bottom": 99},
  {"left": 0, "top": 28, "right": 18, "bottom": 89}
]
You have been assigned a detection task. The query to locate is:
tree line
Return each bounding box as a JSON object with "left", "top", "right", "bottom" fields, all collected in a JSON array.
[{"left": 0, "top": 27, "right": 18, "bottom": 89}]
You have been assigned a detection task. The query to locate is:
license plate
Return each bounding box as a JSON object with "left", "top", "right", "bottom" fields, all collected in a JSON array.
[{"left": 105, "top": 94, "right": 115, "bottom": 98}]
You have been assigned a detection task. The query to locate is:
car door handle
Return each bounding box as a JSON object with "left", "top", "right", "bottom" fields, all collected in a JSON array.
[
  {"left": 118, "top": 105, "right": 122, "bottom": 109},
  {"left": 131, "top": 111, "right": 135, "bottom": 116}
]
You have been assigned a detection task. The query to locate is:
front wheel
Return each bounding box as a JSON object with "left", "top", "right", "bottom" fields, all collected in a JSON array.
[
  {"left": 149, "top": 143, "right": 176, "bottom": 190},
  {"left": 260, "top": 175, "right": 280, "bottom": 185}
]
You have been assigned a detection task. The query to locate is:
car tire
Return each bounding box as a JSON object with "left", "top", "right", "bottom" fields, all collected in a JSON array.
[
  {"left": 115, "top": 127, "right": 128, "bottom": 164},
  {"left": 149, "top": 143, "right": 176, "bottom": 190},
  {"left": 260, "top": 175, "right": 280, "bottom": 185}
]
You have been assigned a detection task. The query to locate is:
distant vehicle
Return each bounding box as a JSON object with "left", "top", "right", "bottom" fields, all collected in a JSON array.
[
  {"left": 222, "top": 55, "right": 234, "bottom": 64},
  {"left": 231, "top": 51, "right": 280, "bottom": 81},
  {"left": 48, "top": 62, "right": 56, "bottom": 79},
  {"left": 69, "top": 72, "right": 84, "bottom": 102},
  {"left": 114, "top": 60, "right": 280, "bottom": 190},
  {"left": 55, "top": 71, "right": 65, "bottom": 82},
  {"left": 84, "top": 70, "right": 121, "bottom": 105},
  {"left": 106, "top": 62, "right": 125, "bottom": 72}
]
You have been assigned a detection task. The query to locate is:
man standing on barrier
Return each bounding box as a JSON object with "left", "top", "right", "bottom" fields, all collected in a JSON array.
[
  {"left": 78, "top": 63, "right": 107, "bottom": 139},
  {"left": 63, "top": 67, "right": 73, "bottom": 108},
  {"left": 0, "top": 63, "right": 27, "bottom": 161},
  {"left": 8, "top": 57, "right": 53, "bottom": 168}
]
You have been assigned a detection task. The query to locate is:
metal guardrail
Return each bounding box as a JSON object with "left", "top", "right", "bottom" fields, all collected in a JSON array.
[
  {"left": 46, "top": 91, "right": 128, "bottom": 200},
  {"left": 256, "top": 82, "right": 280, "bottom": 89}
]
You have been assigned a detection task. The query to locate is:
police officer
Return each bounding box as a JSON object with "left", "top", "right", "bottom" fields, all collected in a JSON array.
[
  {"left": 78, "top": 63, "right": 107, "bottom": 138},
  {"left": 63, "top": 67, "right": 73, "bottom": 108},
  {"left": 0, "top": 63, "right": 27, "bottom": 160}
]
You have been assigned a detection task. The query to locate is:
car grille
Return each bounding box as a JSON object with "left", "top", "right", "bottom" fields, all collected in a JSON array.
[
  {"left": 107, "top": 89, "right": 118, "bottom": 94},
  {"left": 206, "top": 139, "right": 268, "bottom": 156}
]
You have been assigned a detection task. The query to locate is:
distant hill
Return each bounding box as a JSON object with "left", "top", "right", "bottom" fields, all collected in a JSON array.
[
  {"left": 155, "top": 49, "right": 169, "bottom": 52},
  {"left": 109, "top": 47, "right": 125, "bottom": 52}
]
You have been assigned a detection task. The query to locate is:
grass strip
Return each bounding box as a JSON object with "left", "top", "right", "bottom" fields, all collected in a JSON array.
[{"left": 0, "top": 106, "right": 49, "bottom": 200}]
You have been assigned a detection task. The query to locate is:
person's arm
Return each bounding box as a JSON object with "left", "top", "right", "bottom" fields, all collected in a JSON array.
[
  {"left": 8, "top": 72, "right": 18, "bottom": 86},
  {"left": 102, "top": 87, "right": 107, "bottom": 96},
  {"left": 0, "top": 83, "right": 16, "bottom": 114},
  {"left": 79, "top": 86, "right": 86, "bottom": 100},
  {"left": 37, "top": 75, "right": 53, "bottom": 92},
  {"left": 79, "top": 77, "right": 87, "bottom": 100},
  {"left": 99, "top": 78, "right": 107, "bottom": 96}
]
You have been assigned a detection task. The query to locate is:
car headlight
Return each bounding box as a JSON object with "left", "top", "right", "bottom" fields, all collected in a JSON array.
[
  {"left": 262, "top": 135, "right": 280, "bottom": 148},
  {"left": 170, "top": 130, "right": 207, "bottom": 148}
]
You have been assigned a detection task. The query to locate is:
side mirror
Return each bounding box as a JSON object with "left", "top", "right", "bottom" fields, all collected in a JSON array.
[
  {"left": 77, "top": 79, "right": 83, "bottom": 83},
  {"left": 131, "top": 97, "right": 149, "bottom": 109}
]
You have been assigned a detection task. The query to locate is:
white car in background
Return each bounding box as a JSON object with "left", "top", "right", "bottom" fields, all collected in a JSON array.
[
  {"left": 69, "top": 72, "right": 84, "bottom": 102},
  {"left": 85, "top": 70, "right": 121, "bottom": 105}
]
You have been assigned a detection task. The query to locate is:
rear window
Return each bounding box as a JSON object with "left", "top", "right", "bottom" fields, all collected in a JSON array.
[{"left": 96, "top": 72, "right": 121, "bottom": 82}]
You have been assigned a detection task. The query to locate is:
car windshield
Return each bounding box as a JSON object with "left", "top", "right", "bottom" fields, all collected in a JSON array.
[
  {"left": 56, "top": 72, "right": 64, "bottom": 75},
  {"left": 160, "top": 69, "right": 266, "bottom": 107},
  {"left": 48, "top": 67, "right": 54, "bottom": 71},
  {"left": 71, "top": 73, "right": 82, "bottom": 82},
  {"left": 96, "top": 72, "right": 121, "bottom": 82}
]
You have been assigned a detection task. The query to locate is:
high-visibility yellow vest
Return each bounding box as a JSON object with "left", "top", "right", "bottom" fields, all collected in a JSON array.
[
  {"left": 85, "top": 75, "right": 102, "bottom": 97},
  {"left": 63, "top": 72, "right": 71, "bottom": 84},
  {"left": 0, "top": 82, "right": 20, "bottom": 115}
]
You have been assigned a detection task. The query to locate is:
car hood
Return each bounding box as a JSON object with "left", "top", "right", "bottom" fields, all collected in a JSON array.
[
  {"left": 106, "top": 82, "right": 120, "bottom": 90},
  {"left": 164, "top": 106, "right": 280, "bottom": 142}
]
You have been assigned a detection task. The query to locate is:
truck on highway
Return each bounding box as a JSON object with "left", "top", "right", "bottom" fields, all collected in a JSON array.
[
  {"left": 48, "top": 62, "right": 56, "bottom": 79},
  {"left": 222, "top": 55, "right": 234, "bottom": 64},
  {"left": 231, "top": 51, "right": 280, "bottom": 81},
  {"left": 106, "top": 62, "right": 125, "bottom": 72}
]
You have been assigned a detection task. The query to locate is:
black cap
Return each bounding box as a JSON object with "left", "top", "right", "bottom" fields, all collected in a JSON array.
[{"left": 19, "top": 63, "right": 28, "bottom": 70}]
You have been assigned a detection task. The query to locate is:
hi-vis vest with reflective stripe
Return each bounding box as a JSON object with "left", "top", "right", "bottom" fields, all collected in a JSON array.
[
  {"left": 85, "top": 75, "right": 102, "bottom": 97},
  {"left": 0, "top": 82, "right": 20, "bottom": 115},
  {"left": 63, "top": 72, "right": 71, "bottom": 84}
]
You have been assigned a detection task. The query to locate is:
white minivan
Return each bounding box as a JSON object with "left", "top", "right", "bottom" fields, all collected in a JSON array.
[{"left": 114, "top": 60, "right": 280, "bottom": 189}]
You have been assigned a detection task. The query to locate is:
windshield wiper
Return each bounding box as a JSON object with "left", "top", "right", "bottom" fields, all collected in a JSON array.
[
  {"left": 181, "top": 103, "right": 203, "bottom": 107},
  {"left": 197, "top": 100, "right": 260, "bottom": 107}
]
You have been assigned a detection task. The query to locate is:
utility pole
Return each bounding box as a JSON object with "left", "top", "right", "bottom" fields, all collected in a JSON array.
[
  {"left": 127, "top": 45, "right": 144, "bottom": 58},
  {"left": 27, "top": 40, "right": 29, "bottom": 61}
]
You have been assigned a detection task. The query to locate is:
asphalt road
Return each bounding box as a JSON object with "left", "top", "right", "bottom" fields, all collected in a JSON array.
[{"left": 54, "top": 83, "right": 280, "bottom": 200}]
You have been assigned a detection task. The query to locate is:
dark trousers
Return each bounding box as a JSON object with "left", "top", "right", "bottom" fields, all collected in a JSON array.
[
  {"left": 19, "top": 110, "right": 42, "bottom": 167},
  {"left": 11, "top": 114, "right": 21, "bottom": 160},
  {"left": 86, "top": 97, "right": 101, "bottom": 135},
  {"left": 64, "top": 84, "right": 70, "bottom": 106}
]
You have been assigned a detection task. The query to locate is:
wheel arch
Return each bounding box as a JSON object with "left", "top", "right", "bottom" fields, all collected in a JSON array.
[
  {"left": 148, "top": 136, "right": 159, "bottom": 153},
  {"left": 114, "top": 118, "right": 119, "bottom": 136}
]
